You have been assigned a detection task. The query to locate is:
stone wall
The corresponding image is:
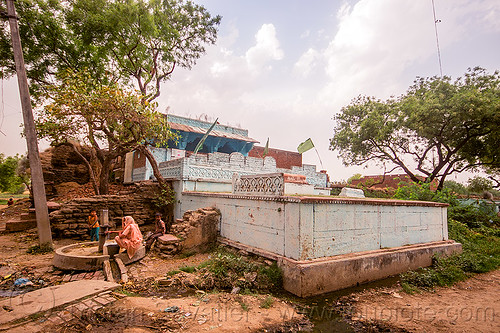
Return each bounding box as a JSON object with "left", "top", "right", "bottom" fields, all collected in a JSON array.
[
  {"left": 49, "top": 181, "right": 173, "bottom": 239},
  {"left": 170, "top": 207, "right": 220, "bottom": 253},
  {"left": 40, "top": 145, "right": 92, "bottom": 186}
]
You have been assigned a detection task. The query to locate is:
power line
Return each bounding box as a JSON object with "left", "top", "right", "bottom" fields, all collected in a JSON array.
[{"left": 431, "top": 0, "right": 443, "bottom": 77}]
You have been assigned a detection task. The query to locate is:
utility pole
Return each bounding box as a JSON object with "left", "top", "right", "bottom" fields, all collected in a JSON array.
[{"left": 6, "top": 0, "right": 52, "bottom": 246}]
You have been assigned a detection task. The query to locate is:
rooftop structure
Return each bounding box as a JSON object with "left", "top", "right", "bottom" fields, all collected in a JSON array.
[{"left": 165, "top": 114, "right": 258, "bottom": 156}]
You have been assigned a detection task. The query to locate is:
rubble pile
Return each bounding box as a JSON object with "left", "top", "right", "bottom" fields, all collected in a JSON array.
[{"left": 169, "top": 207, "right": 220, "bottom": 253}]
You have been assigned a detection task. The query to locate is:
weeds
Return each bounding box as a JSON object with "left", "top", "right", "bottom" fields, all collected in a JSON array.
[
  {"left": 116, "top": 289, "right": 140, "bottom": 297},
  {"left": 179, "top": 266, "right": 196, "bottom": 273},
  {"left": 237, "top": 299, "right": 250, "bottom": 311},
  {"left": 26, "top": 243, "right": 53, "bottom": 255},
  {"left": 400, "top": 220, "right": 500, "bottom": 292},
  {"left": 260, "top": 295, "right": 274, "bottom": 309},
  {"left": 178, "top": 251, "right": 196, "bottom": 259},
  {"left": 195, "top": 247, "right": 283, "bottom": 292}
]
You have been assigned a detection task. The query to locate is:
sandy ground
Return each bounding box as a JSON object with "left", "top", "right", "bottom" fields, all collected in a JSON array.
[
  {"left": 2, "top": 200, "right": 499, "bottom": 332},
  {"left": 106, "top": 294, "right": 304, "bottom": 332},
  {"left": 0, "top": 227, "right": 308, "bottom": 332},
  {"left": 351, "top": 270, "right": 500, "bottom": 332},
  {"left": 0, "top": 231, "right": 76, "bottom": 276}
]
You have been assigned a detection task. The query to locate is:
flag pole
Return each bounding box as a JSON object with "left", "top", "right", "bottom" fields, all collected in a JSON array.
[{"left": 314, "top": 147, "right": 324, "bottom": 170}]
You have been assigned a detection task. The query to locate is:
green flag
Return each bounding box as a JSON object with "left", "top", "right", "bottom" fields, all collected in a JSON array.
[
  {"left": 297, "top": 138, "right": 314, "bottom": 154},
  {"left": 194, "top": 118, "right": 218, "bottom": 154},
  {"left": 263, "top": 138, "right": 269, "bottom": 157}
]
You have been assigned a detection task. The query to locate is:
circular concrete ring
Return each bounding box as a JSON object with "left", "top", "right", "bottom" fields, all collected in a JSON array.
[{"left": 53, "top": 242, "right": 110, "bottom": 271}]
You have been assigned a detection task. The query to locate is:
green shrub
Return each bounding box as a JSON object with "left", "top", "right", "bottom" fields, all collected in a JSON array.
[
  {"left": 197, "top": 248, "right": 283, "bottom": 292},
  {"left": 260, "top": 295, "right": 274, "bottom": 309},
  {"left": 393, "top": 182, "right": 457, "bottom": 204},
  {"left": 400, "top": 220, "right": 500, "bottom": 292}
]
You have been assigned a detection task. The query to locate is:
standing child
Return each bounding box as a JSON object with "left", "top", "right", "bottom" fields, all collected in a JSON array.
[{"left": 88, "top": 209, "right": 100, "bottom": 241}]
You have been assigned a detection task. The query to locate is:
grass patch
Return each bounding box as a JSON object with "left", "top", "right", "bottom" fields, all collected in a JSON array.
[
  {"left": 260, "top": 295, "right": 274, "bottom": 309},
  {"left": 116, "top": 289, "right": 140, "bottom": 297},
  {"left": 26, "top": 243, "right": 53, "bottom": 255},
  {"left": 0, "top": 193, "right": 29, "bottom": 199},
  {"left": 195, "top": 247, "right": 283, "bottom": 292},
  {"left": 400, "top": 220, "right": 500, "bottom": 292},
  {"left": 166, "top": 270, "right": 181, "bottom": 276},
  {"left": 178, "top": 251, "right": 196, "bottom": 259},
  {"left": 179, "top": 265, "right": 197, "bottom": 273}
]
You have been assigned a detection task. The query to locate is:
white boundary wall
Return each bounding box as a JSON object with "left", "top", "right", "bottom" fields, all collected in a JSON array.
[{"left": 178, "top": 192, "right": 448, "bottom": 260}]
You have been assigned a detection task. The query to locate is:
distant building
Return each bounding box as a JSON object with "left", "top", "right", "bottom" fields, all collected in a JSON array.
[
  {"left": 126, "top": 115, "right": 330, "bottom": 191},
  {"left": 248, "top": 146, "right": 302, "bottom": 170},
  {"left": 350, "top": 174, "right": 438, "bottom": 191}
]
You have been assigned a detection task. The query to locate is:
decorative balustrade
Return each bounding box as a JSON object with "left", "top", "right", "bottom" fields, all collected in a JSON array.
[
  {"left": 140, "top": 152, "right": 328, "bottom": 188},
  {"left": 232, "top": 173, "right": 285, "bottom": 196}
]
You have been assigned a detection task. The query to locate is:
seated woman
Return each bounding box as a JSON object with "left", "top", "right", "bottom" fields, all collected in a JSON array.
[{"left": 108, "top": 216, "right": 143, "bottom": 259}]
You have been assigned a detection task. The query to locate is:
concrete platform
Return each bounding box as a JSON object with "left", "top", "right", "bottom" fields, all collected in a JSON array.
[
  {"left": 53, "top": 242, "right": 146, "bottom": 271},
  {"left": 0, "top": 280, "right": 120, "bottom": 328},
  {"left": 218, "top": 237, "right": 462, "bottom": 297},
  {"left": 5, "top": 219, "right": 37, "bottom": 232},
  {"left": 53, "top": 242, "right": 110, "bottom": 271},
  {"left": 281, "top": 240, "right": 462, "bottom": 297}
]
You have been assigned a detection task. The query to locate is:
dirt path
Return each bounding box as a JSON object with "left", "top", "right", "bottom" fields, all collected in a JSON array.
[{"left": 351, "top": 270, "right": 500, "bottom": 332}]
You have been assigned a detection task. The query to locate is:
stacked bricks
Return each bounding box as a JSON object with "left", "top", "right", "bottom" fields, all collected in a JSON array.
[{"left": 49, "top": 181, "right": 173, "bottom": 239}]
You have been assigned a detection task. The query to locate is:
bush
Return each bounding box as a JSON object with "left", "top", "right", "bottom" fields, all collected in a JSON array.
[
  {"left": 400, "top": 220, "right": 500, "bottom": 292},
  {"left": 197, "top": 247, "right": 283, "bottom": 292},
  {"left": 26, "top": 243, "right": 53, "bottom": 254},
  {"left": 448, "top": 204, "right": 498, "bottom": 229},
  {"left": 393, "top": 182, "right": 457, "bottom": 204}
]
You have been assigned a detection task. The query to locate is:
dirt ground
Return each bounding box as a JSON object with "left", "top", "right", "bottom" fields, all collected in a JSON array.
[
  {"left": 1, "top": 199, "right": 500, "bottom": 332},
  {"left": 349, "top": 270, "right": 500, "bottom": 332},
  {"left": 0, "top": 226, "right": 309, "bottom": 332},
  {"left": 88, "top": 294, "right": 306, "bottom": 332}
]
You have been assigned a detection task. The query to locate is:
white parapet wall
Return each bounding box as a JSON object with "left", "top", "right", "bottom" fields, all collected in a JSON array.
[{"left": 178, "top": 192, "right": 449, "bottom": 261}]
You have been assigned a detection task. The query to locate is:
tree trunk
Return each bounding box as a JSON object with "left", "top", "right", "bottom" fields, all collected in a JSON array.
[
  {"left": 64, "top": 142, "right": 100, "bottom": 195},
  {"left": 99, "top": 156, "right": 112, "bottom": 195},
  {"left": 137, "top": 145, "right": 166, "bottom": 188}
]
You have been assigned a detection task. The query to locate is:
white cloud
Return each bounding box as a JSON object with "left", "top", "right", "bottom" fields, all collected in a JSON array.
[
  {"left": 245, "top": 24, "right": 284, "bottom": 71},
  {"left": 210, "top": 62, "right": 229, "bottom": 77},
  {"left": 293, "top": 48, "right": 320, "bottom": 77}
]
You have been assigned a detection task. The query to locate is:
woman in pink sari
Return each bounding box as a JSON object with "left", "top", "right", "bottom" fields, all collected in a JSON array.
[{"left": 112, "top": 216, "right": 143, "bottom": 259}]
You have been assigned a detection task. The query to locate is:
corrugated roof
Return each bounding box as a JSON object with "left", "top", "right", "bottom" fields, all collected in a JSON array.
[{"left": 169, "top": 122, "right": 259, "bottom": 143}]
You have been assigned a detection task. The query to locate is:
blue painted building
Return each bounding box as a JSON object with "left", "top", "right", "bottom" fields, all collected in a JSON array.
[{"left": 165, "top": 115, "right": 258, "bottom": 156}]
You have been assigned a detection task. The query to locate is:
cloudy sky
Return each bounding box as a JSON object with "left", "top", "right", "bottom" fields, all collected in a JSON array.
[{"left": 1, "top": 0, "right": 499, "bottom": 182}]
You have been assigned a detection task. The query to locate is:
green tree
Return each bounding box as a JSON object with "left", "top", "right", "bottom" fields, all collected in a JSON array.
[
  {"left": 0, "top": 154, "right": 25, "bottom": 192},
  {"left": 36, "top": 70, "right": 175, "bottom": 194},
  {"left": 467, "top": 176, "right": 493, "bottom": 194},
  {"left": 443, "top": 180, "right": 468, "bottom": 195},
  {"left": 0, "top": 0, "right": 221, "bottom": 101},
  {"left": 1, "top": 0, "right": 220, "bottom": 195},
  {"left": 330, "top": 67, "right": 500, "bottom": 190},
  {"left": 347, "top": 173, "right": 362, "bottom": 184}
]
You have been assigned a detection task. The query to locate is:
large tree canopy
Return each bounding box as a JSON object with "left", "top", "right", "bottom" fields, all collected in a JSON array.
[
  {"left": 0, "top": 0, "right": 221, "bottom": 100},
  {"left": 330, "top": 67, "right": 500, "bottom": 190},
  {"left": 37, "top": 70, "right": 175, "bottom": 194}
]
